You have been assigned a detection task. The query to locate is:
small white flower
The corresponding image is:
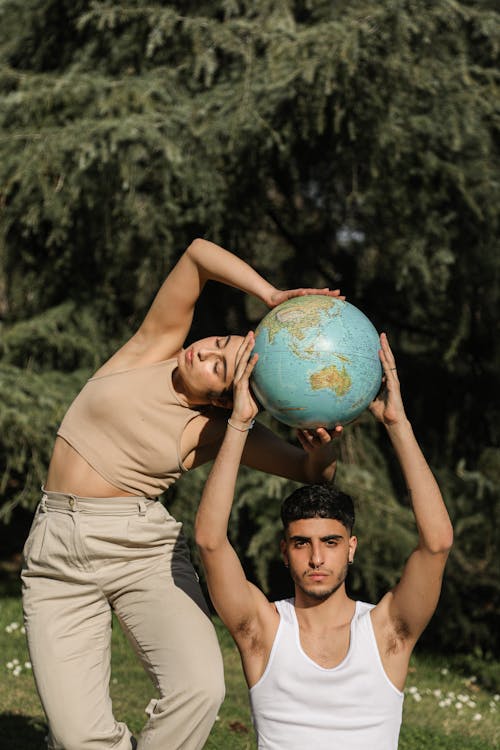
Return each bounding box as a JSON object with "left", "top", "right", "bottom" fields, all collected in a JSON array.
[
  {"left": 12, "top": 666, "right": 22, "bottom": 676},
  {"left": 12, "top": 658, "right": 19, "bottom": 665},
  {"left": 412, "top": 693, "right": 422, "bottom": 702},
  {"left": 441, "top": 668, "right": 449, "bottom": 676},
  {"left": 20, "top": 626, "right": 26, "bottom": 634},
  {"left": 433, "top": 689, "right": 442, "bottom": 698},
  {"left": 494, "top": 695, "right": 500, "bottom": 702},
  {"left": 467, "top": 700, "right": 476, "bottom": 708},
  {"left": 472, "top": 713, "right": 482, "bottom": 721},
  {"left": 408, "top": 686, "right": 418, "bottom": 694},
  {"left": 24, "top": 661, "right": 32, "bottom": 670},
  {"left": 6, "top": 661, "right": 14, "bottom": 670},
  {"left": 455, "top": 702, "right": 463, "bottom": 710}
]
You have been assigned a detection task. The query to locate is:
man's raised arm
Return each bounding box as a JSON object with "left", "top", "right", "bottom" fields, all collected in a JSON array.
[
  {"left": 195, "top": 334, "right": 269, "bottom": 642},
  {"left": 370, "top": 333, "right": 454, "bottom": 647}
]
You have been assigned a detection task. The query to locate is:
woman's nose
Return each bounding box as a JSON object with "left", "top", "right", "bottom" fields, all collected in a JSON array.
[{"left": 199, "top": 348, "right": 219, "bottom": 361}]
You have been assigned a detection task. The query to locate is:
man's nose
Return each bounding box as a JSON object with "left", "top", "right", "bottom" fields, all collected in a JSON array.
[{"left": 309, "top": 545, "right": 324, "bottom": 568}]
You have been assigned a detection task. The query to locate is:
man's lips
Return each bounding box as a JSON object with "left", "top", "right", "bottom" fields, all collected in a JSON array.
[
  {"left": 186, "top": 348, "right": 194, "bottom": 366},
  {"left": 307, "top": 572, "right": 329, "bottom": 580}
]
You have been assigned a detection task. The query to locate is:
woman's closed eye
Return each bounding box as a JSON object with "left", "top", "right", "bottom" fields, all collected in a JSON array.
[{"left": 214, "top": 358, "right": 227, "bottom": 380}]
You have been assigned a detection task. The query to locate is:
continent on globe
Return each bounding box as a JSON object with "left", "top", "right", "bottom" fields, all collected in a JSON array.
[
  {"left": 310, "top": 364, "right": 352, "bottom": 398},
  {"left": 266, "top": 296, "right": 336, "bottom": 345},
  {"left": 251, "top": 295, "right": 382, "bottom": 429}
]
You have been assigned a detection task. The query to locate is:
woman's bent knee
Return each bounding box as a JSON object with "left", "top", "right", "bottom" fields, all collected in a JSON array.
[{"left": 49, "top": 721, "right": 132, "bottom": 750}]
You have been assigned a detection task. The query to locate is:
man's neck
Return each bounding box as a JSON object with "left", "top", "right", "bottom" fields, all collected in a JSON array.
[{"left": 293, "top": 586, "right": 355, "bottom": 630}]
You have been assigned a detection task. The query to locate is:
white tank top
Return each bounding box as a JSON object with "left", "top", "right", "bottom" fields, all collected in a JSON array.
[{"left": 249, "top": 599, "right": 403, "bottom": 750}]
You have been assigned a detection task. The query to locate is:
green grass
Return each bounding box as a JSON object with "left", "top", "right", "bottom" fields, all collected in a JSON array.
[{"left": 1, "top": 594, "right": 499, "bottom": 749}]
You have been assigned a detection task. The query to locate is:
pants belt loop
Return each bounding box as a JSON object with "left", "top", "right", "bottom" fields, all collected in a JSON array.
[
  {"left": 40, "top": 495, "right": 48, "bottom": 511},
  {"left": 68, "top": 495, "right": 77, "bottom": 512},
  {"left": 138, "top": 499, "right": 147, "bottom": 516},
  {"left": 145, "top": 697, "right": 159, "bottom": 717}
]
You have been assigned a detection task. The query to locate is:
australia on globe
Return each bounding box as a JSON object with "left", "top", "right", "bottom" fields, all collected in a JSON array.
[{"left": 251, "top": 295, "right": 382, "bottom": 429}]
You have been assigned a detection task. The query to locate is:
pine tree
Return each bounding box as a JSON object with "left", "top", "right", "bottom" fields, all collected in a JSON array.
[{"left": 0, "top": 0, "right": 498, "bottom": 654}]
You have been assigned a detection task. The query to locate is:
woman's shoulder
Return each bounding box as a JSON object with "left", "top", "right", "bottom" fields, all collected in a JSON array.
[
  {"left": 92, "top": 330, "right": 180, "bottom": 379},
  {"left": 183, "top": 408, "right": 228, "bottom": 442},
  {"left": 180, "top": 408, "right": 230, "bottom": 469},
  {"left": 92, "top": 349, "right": 178, "bottom": 380}
]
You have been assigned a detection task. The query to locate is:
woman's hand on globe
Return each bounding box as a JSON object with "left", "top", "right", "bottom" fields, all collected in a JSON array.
[
  {"left": 296, "top": 425, "right": 343, "bottom": 483},
  {"left": 369, "top": 333, "right": 407, "bottom": 426},
  {"left": 229, "top": 332, "right": 260, "bottom": 429},
  {"left": 267, "top": 287, "right": 345, "bottom": 308}
]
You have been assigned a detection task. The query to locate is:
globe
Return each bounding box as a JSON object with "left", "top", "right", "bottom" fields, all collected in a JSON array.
[{"left": 251, "top": 295, "right": 382, "bottom": 429}]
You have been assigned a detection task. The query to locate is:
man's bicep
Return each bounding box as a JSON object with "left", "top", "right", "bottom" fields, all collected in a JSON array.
[
  {"left": 389, "top": 546, "right": 450, "bottom": 641},
  {"left": 201, "top": 541, "right": 268, "bottom": 640}
]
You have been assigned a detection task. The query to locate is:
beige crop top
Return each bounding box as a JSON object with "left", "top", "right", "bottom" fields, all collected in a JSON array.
[{"left": 57, "top": 358, "right": 204, "bottom": 496}]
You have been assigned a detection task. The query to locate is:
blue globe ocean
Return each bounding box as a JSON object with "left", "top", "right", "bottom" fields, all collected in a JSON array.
[{"left": 251, "top": 296, "right": 382, "bottom": 429}]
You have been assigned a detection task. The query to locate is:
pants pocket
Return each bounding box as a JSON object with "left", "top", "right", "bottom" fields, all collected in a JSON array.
[
  {"left": 126, "top": 502, "right": 182, "bottom": 549},
  {"left": 22, "top": 506, "right": 49, "bottom": 565}
]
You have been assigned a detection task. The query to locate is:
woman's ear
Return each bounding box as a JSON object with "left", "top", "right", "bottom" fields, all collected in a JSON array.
[{"left": 210, "top": 393, "right": 234, "bottom": 410}]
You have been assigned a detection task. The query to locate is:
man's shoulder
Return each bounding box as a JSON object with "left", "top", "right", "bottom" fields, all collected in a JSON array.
[
  {"left": 272, "top": 597, "right": 294, "bottom": 608},
  {"left": 356, "top": 600, "right": 376, "bottom": 616},
  {"left": 272, "top": 597, "right": 295, "bottom": 620}
]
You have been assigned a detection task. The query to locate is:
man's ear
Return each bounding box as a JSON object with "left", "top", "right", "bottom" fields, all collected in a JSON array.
[
  {"left": 348, "top": 535, "right": 358, "bottom": 564},
  {"left": 280, "top": 538, "right": 289, "bottom": 567}
]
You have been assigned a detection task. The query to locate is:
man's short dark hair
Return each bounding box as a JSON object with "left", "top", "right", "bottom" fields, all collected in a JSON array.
[{"left": 280, "top": 483, "right": 355, "bottom": 534}]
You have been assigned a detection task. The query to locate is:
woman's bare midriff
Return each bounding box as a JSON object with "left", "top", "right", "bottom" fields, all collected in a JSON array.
[{"left": 45, "top": 437, "right": 136, "bottom": 497}]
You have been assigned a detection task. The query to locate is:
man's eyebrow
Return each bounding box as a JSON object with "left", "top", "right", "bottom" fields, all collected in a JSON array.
[
  {"left": 288, "top": 534, "right": 344, "bottom": 543},
  {"left": 321, "top": 534, "right": 344, "bottom": 542}
]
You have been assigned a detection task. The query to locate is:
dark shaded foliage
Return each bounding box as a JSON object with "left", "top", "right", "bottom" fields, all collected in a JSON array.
[{"left": 0, "top": 0, "right": 498, "bottom": 655}]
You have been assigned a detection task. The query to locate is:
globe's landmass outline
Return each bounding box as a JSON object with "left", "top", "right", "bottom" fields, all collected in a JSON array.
[
  {"left": 310, "top": 364, "right": 352, "bottom": 398},
  {"left": 259, "top": 296, "right": 341, "bottom": 360},
  {"left": 252, "top": 295, "right": 382, "bottom": 428}
]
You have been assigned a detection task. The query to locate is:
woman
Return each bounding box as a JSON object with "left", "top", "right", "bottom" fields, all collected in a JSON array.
[{"left": 22, "top": 238, "right": 340, "bottom": 750}]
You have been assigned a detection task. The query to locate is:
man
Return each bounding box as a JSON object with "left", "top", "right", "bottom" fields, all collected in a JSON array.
[{"left": 195, "top": 331, "right": 453, "bottom": 749}]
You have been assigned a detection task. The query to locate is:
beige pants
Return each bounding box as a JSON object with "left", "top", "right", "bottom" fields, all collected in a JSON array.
[{"left": 21, "top": 490, "right": 225, "bottom": 750}]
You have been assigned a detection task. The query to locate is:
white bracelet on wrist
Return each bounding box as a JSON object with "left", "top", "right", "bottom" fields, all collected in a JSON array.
[{"left": 227, "top": 418, "right": 256, "bottom": 433}]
